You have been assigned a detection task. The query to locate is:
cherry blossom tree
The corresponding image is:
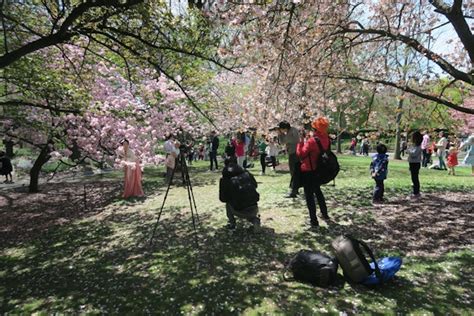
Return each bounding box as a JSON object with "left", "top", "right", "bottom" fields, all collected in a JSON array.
[
  {"left": 0, "top": 0, "right": 238, "bottom": 120},
  {"left": 209, "top": 0, "right": 473, "bottom": 119},
  {"left": 1, "top": 45, "right": 208, "bottom": 192}
]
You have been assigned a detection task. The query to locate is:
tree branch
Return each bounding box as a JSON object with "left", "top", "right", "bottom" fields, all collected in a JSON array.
[
  {"left": 320, "top": 73, "right": 474, "bottom": 114},
  {"left": 0, "top": 0, "right": 144, "bottom": 69},
  {"left": 98, "top": 26, "right": 240, "bottom": 73},
  {"left": 0, "top": 100, "right": 80, "bottom": 113},
  {"left": 334, "top": 26, "right": 473, "bottom": 84}
]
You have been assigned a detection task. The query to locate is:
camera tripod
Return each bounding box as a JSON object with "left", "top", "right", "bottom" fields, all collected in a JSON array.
[{"left": 149, "top": 152, "right": 200, "bottom": 246}]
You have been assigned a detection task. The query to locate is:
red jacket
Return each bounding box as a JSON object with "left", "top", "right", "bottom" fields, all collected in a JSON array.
[
  {"left": 296, "top": 132, "right": 330, "bottom": 172},
  {"left": 232, "top": 139, "right": 245, "bottom": 157}
]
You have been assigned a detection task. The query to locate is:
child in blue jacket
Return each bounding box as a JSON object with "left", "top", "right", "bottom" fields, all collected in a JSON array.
[{"left": 370, "top": 144, "right": 389, "bottom": 203}]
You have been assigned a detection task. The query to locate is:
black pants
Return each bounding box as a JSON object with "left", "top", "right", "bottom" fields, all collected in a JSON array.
[
  {"left": 209, "top": 150, "right": 218, "bottom": 170},
  {"left": 270, "top": 156, "right": 276, "bottom": 168},
  {"left": 373, "top": 179, "right": 384, "bottom": 201},
  {"left": 226, "top": 204, "right": 260, "bottom": 226},
  {"left": 260, "top": 153, "right": 267, "bottom": 173},
  {"left": 409, "top": 162, "right": 421, "bottom": 195},
  {"left": 302, "top": 172, "right": 327, "bottom": 225},
  {"left": 289, "top": 153, "right": 299, "bottom": 194}
]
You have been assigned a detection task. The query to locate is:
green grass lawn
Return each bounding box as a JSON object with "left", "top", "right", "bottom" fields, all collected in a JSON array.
[{"left": 1, "top": 155, "right": 473, "bottom": 314}]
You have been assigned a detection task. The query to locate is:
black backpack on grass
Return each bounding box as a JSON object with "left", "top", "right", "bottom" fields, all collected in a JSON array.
[{"left": 285, "top": 250, "right": 339, "bottom": 287}]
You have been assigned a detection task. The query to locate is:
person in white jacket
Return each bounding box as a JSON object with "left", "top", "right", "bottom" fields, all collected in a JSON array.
[
  {"left": 436, "top": 131, "right": 448, "bottom": 170},
  {"left": 265, "top": 136, "right": 279, "bottom": 171}
]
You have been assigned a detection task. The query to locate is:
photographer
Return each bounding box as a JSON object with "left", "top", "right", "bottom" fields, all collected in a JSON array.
[
  {"left": 296, "top": 117, "right": 330, "bottom": 228},
  {"left": 277, "top": 121, "right": 300, "bottom": 198},
  {"left": 219, "top": 158, "right": 261, "bottom": 231}
]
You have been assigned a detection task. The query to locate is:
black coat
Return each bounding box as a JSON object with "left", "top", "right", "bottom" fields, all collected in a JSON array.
[
  {"left": 210, "top": 136, "right": 219, "bottom": 151},
  {"left": 224, "top": 143, "right": 235, "bottom": 157},
  {"left": 219, "top": 163, "right": 259, "bottom": 210},
  {"left": 0, "top": 156, "right": 13, "bottom": 175}
]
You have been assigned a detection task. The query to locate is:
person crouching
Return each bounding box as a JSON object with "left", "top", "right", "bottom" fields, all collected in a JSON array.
[{"left": 219, "top": 158, "right": 261, "bottom": 231}]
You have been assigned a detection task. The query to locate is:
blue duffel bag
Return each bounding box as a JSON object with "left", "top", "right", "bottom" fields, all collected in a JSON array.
[{"left": 362, "top": 257, "right": 402, "bottom": 285}]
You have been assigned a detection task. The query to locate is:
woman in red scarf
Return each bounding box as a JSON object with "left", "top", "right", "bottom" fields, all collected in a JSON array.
[{"left": 296, "top": 117, "right": 330, "bottom": 228}]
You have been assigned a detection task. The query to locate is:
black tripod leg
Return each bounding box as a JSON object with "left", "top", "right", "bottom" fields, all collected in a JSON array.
[
  {"left": 180, "top": 156, "right": 200, "bottom": 248},
  {"left": 182, "top": 157, "right": 201, "bottom": 224},
  {"left": 149, "top": 162, "right": 177, "bottom": 245}
]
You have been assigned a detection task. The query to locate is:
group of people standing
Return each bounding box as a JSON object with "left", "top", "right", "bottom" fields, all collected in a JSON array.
[
  {"left": 219, "top": 117, "right": 333, "bottom": 230},
  {"left": 423, "top": 131, "right": 474, "bottom": 176},
  {"left": 369, "top": 131, "right": 474, "bottom": 204},
  {"left": 350, "top": 136, "right": 371, "bottom": 156},
  {"left": 222, "top": 131, "right": 279, "bottom": 175},
  {"left": 116, "top": 124, "right": 473, "bottom": 234}
]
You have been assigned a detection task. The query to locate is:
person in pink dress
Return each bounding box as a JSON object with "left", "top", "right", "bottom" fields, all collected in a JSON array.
[{"left": 119, "top": 139, "right": 144, "bottom": 198}]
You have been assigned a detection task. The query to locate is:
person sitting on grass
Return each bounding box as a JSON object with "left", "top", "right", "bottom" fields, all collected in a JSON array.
[
  {"left": 407, "top": 131, "right": 423, "bottom": 199},
  {"left": 219, "top": 158, "right": 261, "bottom": 231},
  {"left": 370, "top": 144, "right": 389, "bottom": 204}
]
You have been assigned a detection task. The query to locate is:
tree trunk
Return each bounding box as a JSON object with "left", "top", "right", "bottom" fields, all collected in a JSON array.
[
  {"left": 394, "top": 98, "right": 404, "bottom": 160},
  {"left": 336, "top": 107, "right": 343, "bottom": 154},
  {"left": 29, "top": 144, "right": 51, "bottom": 193}
]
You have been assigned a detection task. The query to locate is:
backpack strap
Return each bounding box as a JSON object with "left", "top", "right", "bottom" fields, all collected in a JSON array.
[
  {"left": 282, "top": 259, "right": 296, "bottom": 281},
  {"left": 314, "top": 137, "right": 324, "bottom": 152},
  {"left": 345, "top": 235, "right": 383, "bottom": 284}
]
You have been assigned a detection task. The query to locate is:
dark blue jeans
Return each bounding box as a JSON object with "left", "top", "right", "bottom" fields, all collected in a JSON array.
[{"left": 373, "top": 179, "right": 384, "bottom": 201}]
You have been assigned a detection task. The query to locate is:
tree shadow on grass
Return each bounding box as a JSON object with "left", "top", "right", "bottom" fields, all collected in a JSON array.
[
  {"left": 1, "top": 182, "right": 473, "bottom": 314},
  {"left": 0, "top": 210, "right": 294, "bottom": 314},
  {"left": 0, "top": 181, "right": 122, "bottom": 248}
]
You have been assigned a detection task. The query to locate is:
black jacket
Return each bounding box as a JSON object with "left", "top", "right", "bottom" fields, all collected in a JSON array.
[
  {"left": 219, "top": 163, "right": 259, "bottom": 210},
  {"left": 210, "top": 136, "right": 219, "bottom": 151},
  {"left": 224, "top": 143, "right": 235, "bottom": 157},
  {"left": 0, "top": 156, "right": 12, "bottom": 174}
]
